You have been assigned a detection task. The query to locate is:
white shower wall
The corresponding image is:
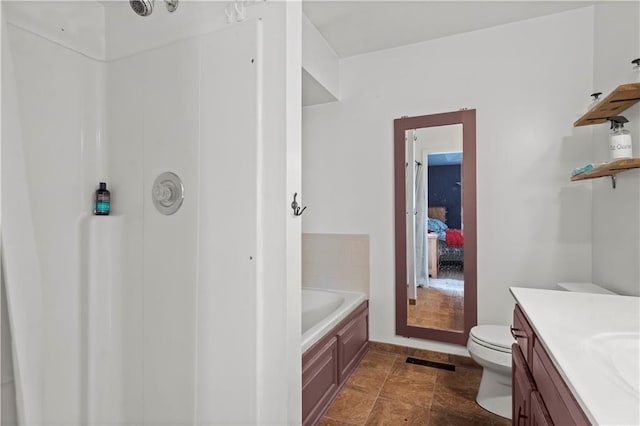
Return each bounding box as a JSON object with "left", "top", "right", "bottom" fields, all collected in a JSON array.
[
  {"left": 107, "top": 19, "right": 262, "bottom": 423},
  {"left": 3, "top": 1, "right": 302, "bottom": 424},
  {"left": 4, "top": 21, "right": 105, "bottom": 424},
  {"left": 107, "top": 36, "right": 202, "bottom": 424}
]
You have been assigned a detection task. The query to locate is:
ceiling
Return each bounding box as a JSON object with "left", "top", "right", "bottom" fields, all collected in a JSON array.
[{"left": 302, "top": 1, "right": 595, "bottom": 58}]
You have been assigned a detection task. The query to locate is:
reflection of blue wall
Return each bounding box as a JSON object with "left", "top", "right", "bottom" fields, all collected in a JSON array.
[{"left": 428, "top": 165, "right": 462, "bottom": 229}]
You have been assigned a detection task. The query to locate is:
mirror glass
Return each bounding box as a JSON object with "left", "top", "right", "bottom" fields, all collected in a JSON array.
[
  {"left": 394, "top": 110, "right": 476, "bottom": 346},
  {"left": 406, "top": 125, "right": 463, "bottom": 332}
]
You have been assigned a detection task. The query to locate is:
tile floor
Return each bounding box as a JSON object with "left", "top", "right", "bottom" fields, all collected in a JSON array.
[{"left": 318, "top": 344, "right": 511, "bottom": 426}]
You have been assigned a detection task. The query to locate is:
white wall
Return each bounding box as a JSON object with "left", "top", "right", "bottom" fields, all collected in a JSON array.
[
  {"left": 591, "top": 1, "right": 640, "bottom": 296},
  {"left": 302, "top": 13, "right": 339, "bottom": 97},
  {"left": 302, "top": 13, "right": 339, "bottom": 106},
  {"left": 260, "top": 3, "right": 302, "bottom": 424},
  {"left": 303, "top": 7, "right": 595, "bottom": 355},
  {"left": 4, "top": 21, "right": 105, "bottom": 423}
]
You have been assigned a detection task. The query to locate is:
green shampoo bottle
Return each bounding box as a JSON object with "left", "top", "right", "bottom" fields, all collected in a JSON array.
[{"left": 95, "top": 182, "right": 111, "bottom": 215}]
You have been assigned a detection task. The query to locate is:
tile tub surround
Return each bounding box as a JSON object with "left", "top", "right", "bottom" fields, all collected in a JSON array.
[
  {"left": 510, "top": 287, "right": 640, "bottom": 425},
  {"left": 318, "top": 349, "right": 510, "bottom": 425},
  {"left": 302, "top": 233, "right": 370, "bottom": 296}
]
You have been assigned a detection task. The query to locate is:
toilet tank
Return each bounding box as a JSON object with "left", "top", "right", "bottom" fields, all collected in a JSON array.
[{"left": 556, "top": 282, "right": 616, "bottom": 295}]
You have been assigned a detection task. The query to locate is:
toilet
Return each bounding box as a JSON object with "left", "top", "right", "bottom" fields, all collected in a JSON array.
[
  {"left": 467, "top": 325, "right": 515, "bottom": 418},
  {"left": 467, "top": 282, "right": 615, "bottom": 419}
]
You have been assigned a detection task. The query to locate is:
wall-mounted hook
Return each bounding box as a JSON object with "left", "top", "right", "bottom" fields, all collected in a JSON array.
[
  {"left": 291, "top": 193, "right": 307, "bottom": 216},
  {"left": 611, "top": 175, "right": 617, "bottom": 189}
]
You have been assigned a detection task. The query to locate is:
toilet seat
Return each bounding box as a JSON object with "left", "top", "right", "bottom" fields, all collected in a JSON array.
[{"left": 469, "top": 326, "right": 514, "bottom": 354}]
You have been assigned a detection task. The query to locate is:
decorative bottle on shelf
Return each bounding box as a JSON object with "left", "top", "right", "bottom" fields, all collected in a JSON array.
[
  {"left": 608, "top": 116, "right": 632, "bottom": 161},
  {"left": 589, "top": 92, "right": 602, "bottom": 109},
  {"left": 94, "top": 182, "right": 111, "bottom": 215},
  {"left": 632, "top": 58, "right": 640, "bottom": 83}
]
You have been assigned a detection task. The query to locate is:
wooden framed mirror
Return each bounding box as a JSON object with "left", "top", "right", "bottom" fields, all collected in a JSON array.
[{"left": 394, "top": 110, "right": 477, "bottom": 345}]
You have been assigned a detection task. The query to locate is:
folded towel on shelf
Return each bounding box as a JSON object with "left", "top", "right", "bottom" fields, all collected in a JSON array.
[{"left": 571, "top": 164, "right": 594, "bottom": 177}]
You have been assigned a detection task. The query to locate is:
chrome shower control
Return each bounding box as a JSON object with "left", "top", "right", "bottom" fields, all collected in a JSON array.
[
  {"left": 152, "top": 172, "right": 184, "bottom": 215},
  {"left": 165, "top": 0, "right": 178, "bottom": 12}
]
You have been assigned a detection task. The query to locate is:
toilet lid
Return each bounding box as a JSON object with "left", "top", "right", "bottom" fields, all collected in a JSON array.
[{"left": 470, "top": 325, "right": 515, "bottom": 352}]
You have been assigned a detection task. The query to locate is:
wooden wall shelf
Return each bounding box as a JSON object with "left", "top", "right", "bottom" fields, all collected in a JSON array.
[
  {"left": 574, "top": 83, "right": 640, "bottom": 127},
  {"left": 571, "top": 158, "right": 640, "bottom": 182}
]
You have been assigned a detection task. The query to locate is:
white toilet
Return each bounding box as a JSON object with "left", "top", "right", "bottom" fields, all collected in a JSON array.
[
  {"left": 467, "top": 282, "right": 616, "bottom": 419},
  {"left": 467, "top": 325, "right": 515, "bottom": 418}
]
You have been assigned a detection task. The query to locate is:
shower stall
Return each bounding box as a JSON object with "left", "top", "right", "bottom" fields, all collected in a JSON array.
[{"left": 1, "top": 1, "right": 302, "bottom": 424}]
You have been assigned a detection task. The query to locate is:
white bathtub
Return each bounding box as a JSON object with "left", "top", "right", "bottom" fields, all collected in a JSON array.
[{"left": 301, "top": 288, "right": 367, "bottom": 353}]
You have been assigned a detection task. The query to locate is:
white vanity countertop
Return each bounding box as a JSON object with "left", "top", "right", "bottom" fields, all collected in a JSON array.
[{"left": 509, "top": 287, "right": 640, "bottom": 426}]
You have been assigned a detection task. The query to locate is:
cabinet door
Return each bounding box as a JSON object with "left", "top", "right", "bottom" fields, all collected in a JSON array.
[
  {"left": 532, "top": 342, "right": 590, "bottom": 426},
  {"left": 512, "top": 343, "right": 535, "bottom": 426},
  {"left": 302, "top": 337, "right": 339, "bottom": 426},
  {"left": 530, "top": 391, "right": 553, "bottom": 426},
  {"left": 337, "top": 305, "right": 369, "bottom": 383}
]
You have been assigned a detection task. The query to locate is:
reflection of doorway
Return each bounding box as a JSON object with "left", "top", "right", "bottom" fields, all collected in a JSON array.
[
  {"left": 426, "top": 152, "right": 463, "bottom": 277},
  {"left": 408, "top": 150, "right": 464, "bottom": 331}
]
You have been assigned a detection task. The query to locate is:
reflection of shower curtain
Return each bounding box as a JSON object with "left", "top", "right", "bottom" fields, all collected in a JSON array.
[
  {"left": 414, "top": 160, "right": 428, "bottom": 287},
  {"left": 1, "top": 20, "right": 44, "bottom": 424}
]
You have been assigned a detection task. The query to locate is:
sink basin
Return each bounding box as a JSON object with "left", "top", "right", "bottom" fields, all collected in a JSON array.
[{"left": 584, "top": 332, "right": 640, "bottom": 396}]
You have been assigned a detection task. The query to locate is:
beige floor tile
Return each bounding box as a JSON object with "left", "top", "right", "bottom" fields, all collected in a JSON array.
[
  {"left": 433, "top": 366, "right": 482, "bottom": 405},
  {"left": 358, "top": 350, "right": 397, "bottom": 373},
  {"left": 428, "top": 401, "right": 495, "bottom": 426},
  {"left": 432, "top": 368, "right": 508, "bottom": 425},
  {"left": 318, "top": 416, "right": 358, "bottom": 426},
  {"left": 345, "top": 364, "right": 389, "bottom": 395},
  {"left": 326, "top": 344, "right": 509, "bottom": 426},
  {"left": 364, "top": 397, "right": 430, "bottom": 426},
  {"left": 378, "top": 358, "right": 437, "bottom": 407},
  {"left": 324, "top": 386, "right": 377, "bottom": 425}
]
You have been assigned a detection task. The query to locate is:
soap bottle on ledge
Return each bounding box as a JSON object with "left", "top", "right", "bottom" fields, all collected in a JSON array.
[
  {"left": 94, "top": 182, "right": 111, "bottom": 215},
  {"left": 608, "top": 116, "right": 632, "bottom": 161}
]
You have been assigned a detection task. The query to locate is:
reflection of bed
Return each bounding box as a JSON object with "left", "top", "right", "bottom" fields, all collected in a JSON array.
[
  {"left": 427, "top": 207, "right": 464, "bottom": 271},
  {"left": 439, "top": 241, "right": 464, "bottom": 265}
]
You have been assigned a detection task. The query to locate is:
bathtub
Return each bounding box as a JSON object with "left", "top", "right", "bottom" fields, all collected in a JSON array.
[{"left": 301, "top": 288, "right": 367, "bottom": 353}]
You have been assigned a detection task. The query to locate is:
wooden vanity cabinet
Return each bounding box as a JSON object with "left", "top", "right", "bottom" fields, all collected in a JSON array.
[
  {"left": 512, "top": 342, "right": 535, "bottom": 426},
  {"left": 531, "top": 392, "right": 553, "bottom": 426},
  {"left": 511, "top": 305, "right": 590, "bottom": 426}
]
